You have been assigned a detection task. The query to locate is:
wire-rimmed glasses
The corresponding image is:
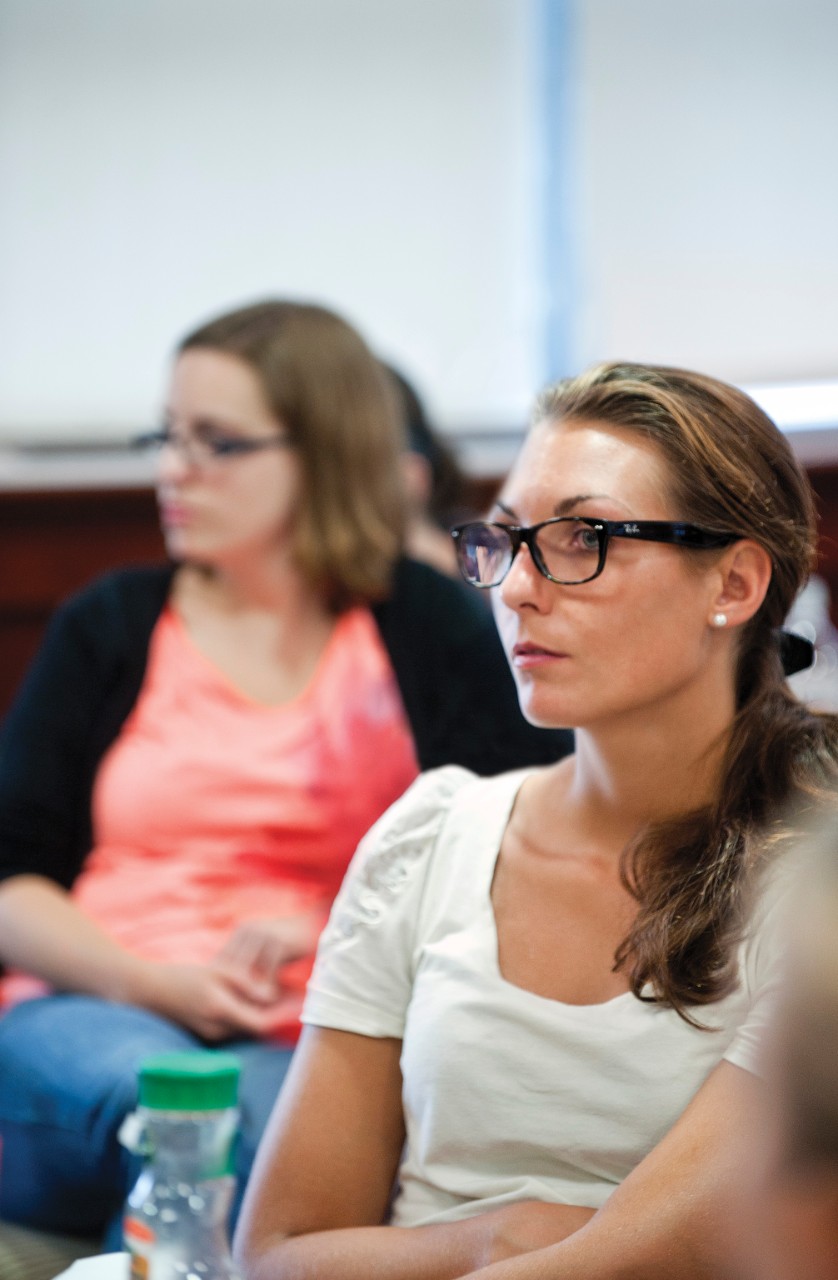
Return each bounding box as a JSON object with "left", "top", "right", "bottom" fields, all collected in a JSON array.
[
  {"left": 133, "top": 426, "right": 293, "bottom": 469},
  {"left": 451, "top": 517, "right": 736, "bottom": 588}
]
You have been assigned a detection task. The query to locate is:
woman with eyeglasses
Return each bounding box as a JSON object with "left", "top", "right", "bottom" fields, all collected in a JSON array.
[
  {"left": 233, "top": 362, "right": 838, "bottom": 1280},
  {"left": 0, "top": 301, "right": 568, "bottom": 1246}
]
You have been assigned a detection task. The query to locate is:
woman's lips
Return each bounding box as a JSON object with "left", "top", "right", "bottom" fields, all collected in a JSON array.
[
  {"left": 159, "top": 502, "right": 192, "bottom": 528},
  {"left": 511, "top": 642, "right": 568, "bottom": 669}
]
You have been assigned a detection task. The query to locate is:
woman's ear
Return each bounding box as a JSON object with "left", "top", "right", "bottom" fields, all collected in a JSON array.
[{"left": 709, "top": 540, "right": 773, "bottom": 629}]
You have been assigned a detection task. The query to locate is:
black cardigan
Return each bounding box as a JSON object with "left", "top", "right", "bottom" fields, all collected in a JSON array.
[{"left": 0, "top": 560, "right": 571, "bottom": 890}]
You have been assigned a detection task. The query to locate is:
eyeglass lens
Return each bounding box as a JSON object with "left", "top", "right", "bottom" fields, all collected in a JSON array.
[
  {"left": 457, "top": 523, "right": 515, "bottom": 586},
  {"left": 458, "top": 519, "right": 602, "bottom": 586},
  {"left": 135, "top": 428, "right": 283, "bottom": 467}
]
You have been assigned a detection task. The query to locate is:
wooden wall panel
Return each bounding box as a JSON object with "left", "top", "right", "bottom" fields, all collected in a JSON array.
[
  {"left": 0, "top": 487, "right": 165, "bottom": 714},
  {"left": 1, "top": 469, "right": 837, "bottom": 718}
]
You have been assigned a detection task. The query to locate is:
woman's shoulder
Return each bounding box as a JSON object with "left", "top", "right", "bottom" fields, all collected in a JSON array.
[
  {"left": 13, "top": 566, "right": 172, "bottom": 687},
  {"left": 352, "top": 764, "right": 481, "bottom": 867},
  {"left": 736, "top": 849, "right": 802, "bottom": 995},
  {"left": 328, "top": 766, "right": 530, "bottom": 939},
  {"left": 366, "top": 763, "right": 531, "bottom": 846},
  {"left": 49, "top": 564, "right": 173, "bottom": 646},
  {"left": 62, "top": 563, "right": 174, "bottom": 615}
]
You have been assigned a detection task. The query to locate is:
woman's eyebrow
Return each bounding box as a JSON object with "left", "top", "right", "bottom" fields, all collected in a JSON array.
[
  {"left": 491, "top": 493, "right": 613, "bottom": 521},
  {"left": 164, "top": 412, "right": 246, "bottom": 433},
  {"left": 553, "top": 493, "right": 608, "bottom": 516}
]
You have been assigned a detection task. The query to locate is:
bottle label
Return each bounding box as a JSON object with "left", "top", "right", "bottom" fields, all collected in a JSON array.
[{"left": 125, "top": 1216, "right": 156, "bottom": 1280}]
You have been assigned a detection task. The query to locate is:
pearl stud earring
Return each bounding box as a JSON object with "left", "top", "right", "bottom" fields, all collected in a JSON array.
[{"left": 712, "top": 612, "right": 728, "bottom": 628}]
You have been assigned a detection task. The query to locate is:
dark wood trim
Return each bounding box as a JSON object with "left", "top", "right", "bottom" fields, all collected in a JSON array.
[
  {"left": 0, "top": 486, "right": 165, "bottom": 712},
  {"left": 2, "top": 468, "right": 838, "bottom": 717}
]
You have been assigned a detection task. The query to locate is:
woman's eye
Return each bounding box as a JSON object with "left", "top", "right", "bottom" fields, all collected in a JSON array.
[
  {"left": 193, "top": 424, "right": 243, "bottom": 455},
  {"left": 206, "top": 435, "right": 241, "bottom": 455},
  {"left": 569, "top": 524, "right": 599, "bottom": 551}
]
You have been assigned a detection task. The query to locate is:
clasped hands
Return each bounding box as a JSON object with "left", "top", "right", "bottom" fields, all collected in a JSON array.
[{"left": 132, "top": 912, "right": 321, "bottom": 1041}]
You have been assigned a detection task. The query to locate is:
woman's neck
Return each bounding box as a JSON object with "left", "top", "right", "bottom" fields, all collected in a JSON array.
[
  {"left": 170, "top": 554, "right": 337, "bottom": 706},
  {"left": 177, "top": 550, "right": 330, "bottom": 621},
  {"left": 571, "top": 721, "right": 727, "bottom": 828},
  {"left": 534, "top": 682, "right": 736, "bottom": 859}
]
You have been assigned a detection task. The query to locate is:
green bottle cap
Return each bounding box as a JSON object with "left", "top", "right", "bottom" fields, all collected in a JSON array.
[{"left": 137, "top": 1051, "right": 241, "bottom": 1111}]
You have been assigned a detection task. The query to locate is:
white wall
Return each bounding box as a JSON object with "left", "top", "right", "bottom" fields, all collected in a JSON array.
[
  {"left": 1, "top": 0, "right": 836, "bottom": 452},
  {"left": 571, "top": 0, "right": 838, "bottom": 383},
  {"left": 0, "top": 0, "right": 544, "bottom": 440}
]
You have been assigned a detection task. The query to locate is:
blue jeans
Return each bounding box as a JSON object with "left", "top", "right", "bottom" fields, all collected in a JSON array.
[{"left": 0, "top": 996, "right": 295, "bottom": 1246}]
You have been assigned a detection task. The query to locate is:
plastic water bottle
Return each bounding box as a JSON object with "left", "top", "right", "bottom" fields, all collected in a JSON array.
[{"left": 120, "top": 1051, "right": 243, "bottom": 1280}]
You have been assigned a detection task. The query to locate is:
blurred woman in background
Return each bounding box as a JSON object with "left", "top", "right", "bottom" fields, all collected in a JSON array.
[
  {"left": 736, "top": 808, "right": 838, "bottom": 1280},
  {"left": 0, "top": 300, "right": 568, "bottom": 1245},
  {"left": 384, "top": 362, "right": 471, "bottom": 579}
]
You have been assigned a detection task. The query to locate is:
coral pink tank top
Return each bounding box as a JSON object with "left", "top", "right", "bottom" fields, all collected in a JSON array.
[{"left": 2, "top": 606, "right": 419, "bottom": 1038}]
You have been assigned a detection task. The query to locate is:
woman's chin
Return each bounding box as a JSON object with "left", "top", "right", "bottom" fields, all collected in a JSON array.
[
  {"left": 516, "top": 692, "right": 574, "bottom": 732},
  {"left": 162, "top": 528, "right": 209, "bottom": 563},
  {"left": 162, "top": 540, "right": 186, "bottom": 566}
]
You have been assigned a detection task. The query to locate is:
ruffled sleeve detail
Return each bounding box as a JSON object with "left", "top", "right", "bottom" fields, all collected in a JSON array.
[{"left": 302, "top": 766, "right": 474, "bottom": 1038}]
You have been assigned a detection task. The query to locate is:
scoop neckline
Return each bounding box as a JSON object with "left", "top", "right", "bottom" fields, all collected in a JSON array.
[{"left": 161, "top": 602, "right": 353, "bottom": 711}]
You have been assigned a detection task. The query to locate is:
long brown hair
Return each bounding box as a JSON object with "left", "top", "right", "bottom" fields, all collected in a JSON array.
[
  {"left": 534, "top": 362, "right": 838, "bottom": 1024},
  {"left": 180, "top": 300, "right": 405, "bottom": 608}
]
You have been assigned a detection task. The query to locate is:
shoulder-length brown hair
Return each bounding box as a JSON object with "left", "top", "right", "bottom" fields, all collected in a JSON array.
[
  {"left": 535, "top": 362, "right": 838, "bottom": 1024},
  {"left": 179, "top": 300, "right": 405, "bottom": 608}
]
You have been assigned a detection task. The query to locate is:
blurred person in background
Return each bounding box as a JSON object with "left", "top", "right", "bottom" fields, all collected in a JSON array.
[
  {"left": 0, "top": 299, "right": 569, "bottom": 1247},
  {"left": 384, "top": 362, "right": 472, "bottom": 579},
  {"left": 736, "top": 807, "right": 838, "bottom": 1280}
]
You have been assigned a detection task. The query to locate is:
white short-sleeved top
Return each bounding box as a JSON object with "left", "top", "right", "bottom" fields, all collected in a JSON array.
[{"left": 302, "top": 767, "right": 788, "bottom": 1225}]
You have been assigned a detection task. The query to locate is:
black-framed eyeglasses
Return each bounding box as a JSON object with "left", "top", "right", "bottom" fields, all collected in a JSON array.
[
  {"left": 132, "top": 427, "right": 293, "bottom": 469},
  {"left": 451, "top": 517, "right": 737, "bottom": 588}
]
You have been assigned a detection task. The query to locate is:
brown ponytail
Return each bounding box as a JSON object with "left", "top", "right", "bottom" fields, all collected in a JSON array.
[{"left": 535, "top": 363, "right": 838, "bottom": 1024}]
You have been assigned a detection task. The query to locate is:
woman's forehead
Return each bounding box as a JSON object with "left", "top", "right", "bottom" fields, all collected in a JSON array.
[{"left": 500, "top": 417, "right": 674, "bottom": 513}]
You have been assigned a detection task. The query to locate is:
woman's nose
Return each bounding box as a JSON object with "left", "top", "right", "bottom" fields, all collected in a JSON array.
[
  {"left": 498, "top": 542, "right": 551, "bottom": 612},
  {"left": 156, "top": 438, "right": 194, "bottom": 482}
]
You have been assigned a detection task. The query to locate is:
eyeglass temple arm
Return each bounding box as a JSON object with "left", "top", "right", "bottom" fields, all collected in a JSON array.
[{"left": 608, "top": 522, "right": 734, "bottom": 549}]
